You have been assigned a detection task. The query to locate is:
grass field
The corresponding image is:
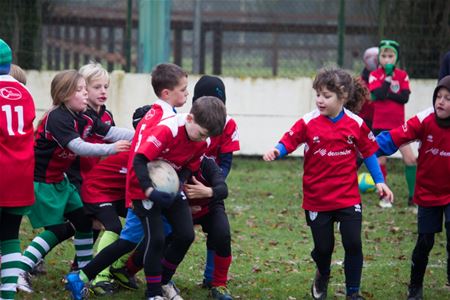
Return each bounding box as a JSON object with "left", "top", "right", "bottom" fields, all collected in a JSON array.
[{"left": 16, "top": 157, "right": 448, "bottom": 300}]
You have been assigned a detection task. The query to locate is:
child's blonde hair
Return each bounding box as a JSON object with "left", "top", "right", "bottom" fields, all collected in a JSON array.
[
  {"left": 79, "top": 61, "right": 109, "bottom": 85},
  {"left": 51, "top": 70, "right": 84, "bottom": 106},
  {"left": 9, "top": 64, "right": 27, "bottom": 85},
  {"left": 313, "top": 67, "right": 368, "bottom": 114}
]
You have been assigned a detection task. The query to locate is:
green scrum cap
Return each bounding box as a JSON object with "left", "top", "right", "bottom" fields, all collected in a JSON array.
[
  {"left": 0, "top": 38, "right": 12, "bottom": 74},
  {"left": 379, "top": 39, "right": 400, "bottom": 64}
]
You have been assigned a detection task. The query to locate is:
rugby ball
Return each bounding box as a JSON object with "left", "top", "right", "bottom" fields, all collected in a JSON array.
[
  {"left": 147, "top": 160, "right": 180, "bottom": 195},
  {"left": 358, "top": 172, "right": 376, "bottom": 193}
]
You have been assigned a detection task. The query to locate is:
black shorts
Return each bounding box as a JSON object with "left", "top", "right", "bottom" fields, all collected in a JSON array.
[
  {"left": 417, "top": 204, "right": 450, "bottom": 233},
  {"left": 83, "top": 200, "right": 127, "bottom": 219},
  {"left": 305, "top": 204, "right": 363, "bottom": 228}
]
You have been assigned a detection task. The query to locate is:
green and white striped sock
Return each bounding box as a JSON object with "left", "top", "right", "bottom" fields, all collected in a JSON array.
[
  {"left": 74, "top": 231, "right": 93, "bottom": 268},
  {"left": 1, "top": 239, "right": 22, "bottom": 300},
  {"left": 20, "top": 230, "right": 59, "bottom": 272}
]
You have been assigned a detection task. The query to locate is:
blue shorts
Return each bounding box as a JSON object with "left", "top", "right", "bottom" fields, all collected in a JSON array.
[
  {"left": 120, "top": 208, "right": 144, "bottom": 244},
  {"left": 120, "top": 208, "right": 173, "bottom": 244},
  {"left": 417, "top": 204, "right": 450, "bottom": 233}
]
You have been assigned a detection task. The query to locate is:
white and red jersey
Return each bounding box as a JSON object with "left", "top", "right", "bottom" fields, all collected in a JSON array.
[
  {"left": 0, "top": 75, "right": 36, "bottom": 207},
  {"left": 368, "top": 67, "right": 410, "bottom": 130},
  {"left": 126, "top": 113, "right": 208, "bottom": 207},
  {"left": 280, "top": 109, "right": 378, "bottom": 212},
  {"left": 81, "top": 151, "right": 129, "bottom": 204},
  {"left": 390, "top": 107, "right": 450, "bottom": 207},
  {"left": 126, "top": 100, "right": 177, "bottom": 204},
  {"left": 205, "top": 116, "right": 240, "bottom": 162}
]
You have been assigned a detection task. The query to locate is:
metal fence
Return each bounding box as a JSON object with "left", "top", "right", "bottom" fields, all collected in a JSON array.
[{"left": 1, "top": 0, "right": 449, "bottom": 78}]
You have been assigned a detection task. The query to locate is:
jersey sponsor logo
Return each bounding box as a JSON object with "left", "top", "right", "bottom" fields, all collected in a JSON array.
[
  {"left": 314, "top": 148, "right": 327, "bottom": 156},
  {"left": 146, "top": 135, "right": 162, "bottom": 148},
  {"left": 313, "top": 148, "right": 352, "bottom": 157},
  {"left": 58, "top": 150, "right": 76, "bottom": 159},
  {"left": 309, "top": 211, "right": 318, "bottom": 221},
  {"left": 0, "top": 87, "right": 22, "bottom": 100},
  {"left": 425, "top": 147, "right": 450, "bottom": 157}
]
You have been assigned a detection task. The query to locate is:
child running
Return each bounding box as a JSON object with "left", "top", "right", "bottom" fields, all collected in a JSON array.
[
  {"left": 0, "top": 39, "right": 36, "bottom": 300},
  {"left": 376, "top": 75, "right": 450, "bottom": 300},
  {"left": 263, "top": 67, "right": 393, "bottom": 300},
  {"left": 15, "top": 70, "right": 132, "bottom": 293}
]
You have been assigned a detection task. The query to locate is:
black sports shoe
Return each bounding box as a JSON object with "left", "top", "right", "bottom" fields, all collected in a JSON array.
[
  {"left": 346, "top": 293, "right": 365, "bottom": 300},
  {"left": 110, "top": 266, "right": 139, "bottom": 290},
  {"left": 311, "top": 270, "right": 329, "bottom": 300},
  {"left": 407, "top": 285, "right": 423, "bottom": 300},
  {"left": 90, "top": 280, "right": 118, "bottom": 296}
]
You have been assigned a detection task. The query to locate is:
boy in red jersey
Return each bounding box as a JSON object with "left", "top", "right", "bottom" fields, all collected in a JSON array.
[
  {"left": 376, "top": 75, "right": 450, "bottom": 300},
  {"left": 368, "top": 39, "right": 416, "bottom": 208},
  {"left": 0, "top": 38, "right": 36, "bottom": 300},
  {"left": 131, "top": 96, "right": 226, "bottom": 300},
  {"left": 264, "top": 68, "right": 393, "bottom": 300}
]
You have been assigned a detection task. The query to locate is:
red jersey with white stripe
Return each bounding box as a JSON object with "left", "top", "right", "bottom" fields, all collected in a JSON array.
[
  {"left": 205, "top": 116, "right": 240, "bottom": 162},
  {"left": 126, "top": 113, "right": 208, "bottom": 207},
  {"left": 368, "top": 67, "right": 410, "bottom": 129},
  {"left": 81, "top": 151, "right": 129, "bottom": 203},
  {"left": 389, "top": 107, "right": 450, "bottom": 207},
  {"left": 279, "top": 109, "right": 378, "bottom": 212},
  {"left": 0, "top": 75, "right": 35, "bottom": 207},
  {"left": 126, "top": 100, "right": 176, "bottom": 203}
]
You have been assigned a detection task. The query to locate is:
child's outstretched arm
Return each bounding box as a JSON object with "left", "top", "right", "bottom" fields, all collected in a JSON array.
[
  {"left": 67, "top": 138, "right": 130, "bottom": 156},
  {"left": 263, "top": 143, "right": 287, "bottom": 161},
  {"left": 363, "top": 153, "right": 394, "bottom": 203}
]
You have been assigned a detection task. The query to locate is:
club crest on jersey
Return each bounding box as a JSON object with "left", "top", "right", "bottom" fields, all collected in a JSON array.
[
  {"left": 313, "top": 136, "right": 320, "bottom": 143},
  {"left": 346, "top": 135, "right": 355, "bottom": 144},
  {"left": 144, "top": 109, "right": 156, "bottom": 120},
  {"left": 0, "top": 87, "right": 22, "bottom": 100},
  {"left": 390, "top": 80, "right": 400, "bottom": 93},
  {"left": 309, "top": 211, "right": 318, "bottom": 221},
  {"left": 82, "top": 125, "right": 93, "bottom": 139}
]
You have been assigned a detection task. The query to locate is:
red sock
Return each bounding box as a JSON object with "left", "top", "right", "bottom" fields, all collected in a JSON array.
[
  {"left": 211, "top": 255, "right": 232, "bottom": 287},
  {"left": 126, "top": 252, "right": 142, "bottom": 275}
]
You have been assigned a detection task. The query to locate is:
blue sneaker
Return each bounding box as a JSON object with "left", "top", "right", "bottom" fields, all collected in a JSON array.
[{"left": 65, "top": 272, "right": 88, "bottom": 300}]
